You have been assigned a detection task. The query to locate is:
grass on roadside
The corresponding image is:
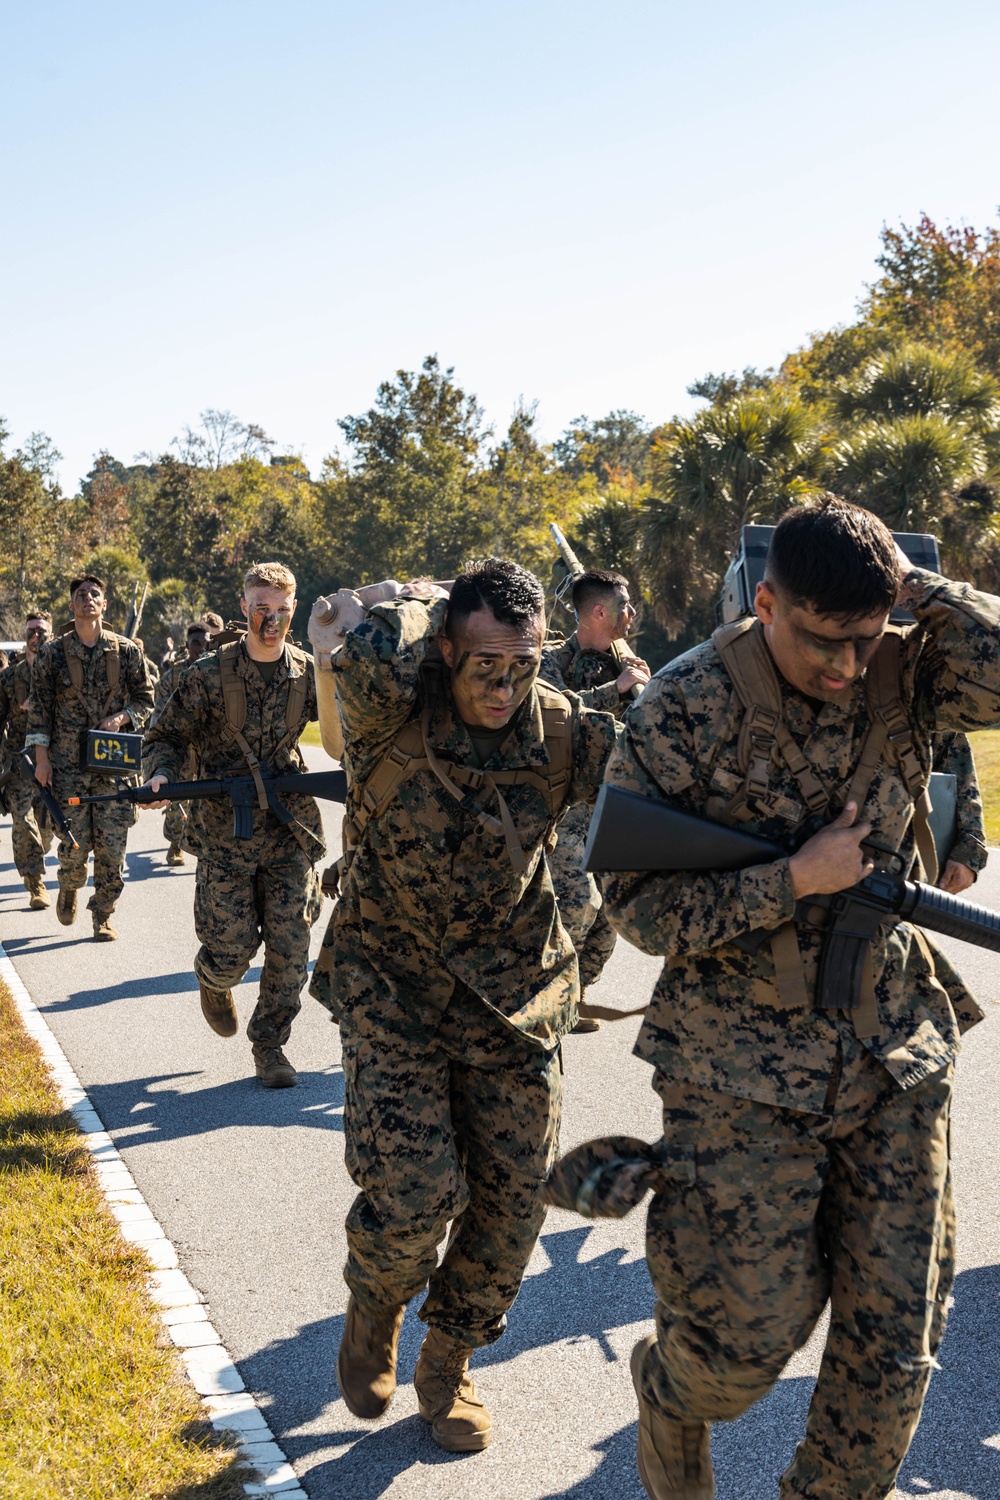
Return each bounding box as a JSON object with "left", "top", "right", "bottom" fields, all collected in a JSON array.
[
  {"left": 969, "top": 729, "right": 1000, "bottom": 846},
  {"left": 0, "top": 979, "right": 250, "bottom": 1500},
  {"left": 299, "top": 720, "right": 322, "bottom": 748}
]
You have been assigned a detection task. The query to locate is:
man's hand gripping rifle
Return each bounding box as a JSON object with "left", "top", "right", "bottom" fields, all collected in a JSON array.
[
  {"left": 584, "top": 784, "right": 1000, "bottom": 1009},
  {"left": 0, "top": 749, "right": 80, "bottom": 848},
  {"left": 67, "top": 766, "right": 348, "bottom": 841}
]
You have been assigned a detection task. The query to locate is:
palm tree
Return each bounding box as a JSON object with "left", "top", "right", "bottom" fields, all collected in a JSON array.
[
  {"left": 640, "top": 391, "right": 823, "bottom": 640},
  {"left": 827, "top": 413, "right": 987, "bottom": 530},
  {"left": 834, "top": 343, "right": 1000, "bottom": 429}
]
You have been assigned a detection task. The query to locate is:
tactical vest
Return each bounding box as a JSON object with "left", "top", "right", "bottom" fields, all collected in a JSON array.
[
  {"left": 711, "top": 616, "right": 936, "bottom": 1036},
  {"left": 64, "top": 632, "right": 122, "bottom": 724},
  {"left": 216, "top": 640, "right": 310, "bottom": 812},
  {"left": 336, "top": 671, "right": 574, "bottom": 883}
]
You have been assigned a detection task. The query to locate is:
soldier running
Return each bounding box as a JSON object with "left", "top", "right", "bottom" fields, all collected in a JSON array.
[
  {"left": 26, "top": 575, "right": 154, "bottom": 941},
  {"left": 0, "top": 609, "right": 55, "bottom": 908},
  {"left": 601, "top": 498, "right": 1000, "bottom": 1500},
  {"left": 309, "top": 557, "right": 620, "bottom": 1452}
]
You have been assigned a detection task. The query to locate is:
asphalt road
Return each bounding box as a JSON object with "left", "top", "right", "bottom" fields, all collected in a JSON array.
[{"left": 1, "top": 755, "right": 998, "bottom": 1500}]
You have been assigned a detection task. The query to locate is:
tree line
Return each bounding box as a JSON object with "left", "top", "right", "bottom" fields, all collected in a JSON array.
[{"left": 5, "top": 212, "right": 1000, "bottom": 665}]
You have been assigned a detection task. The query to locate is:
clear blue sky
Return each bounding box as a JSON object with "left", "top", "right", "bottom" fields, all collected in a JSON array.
[{"left": 4, "top": 0, "right": 1000, "bottom": 491}]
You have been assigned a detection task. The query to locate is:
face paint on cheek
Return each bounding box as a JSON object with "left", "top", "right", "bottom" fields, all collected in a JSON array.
[{"left": 248, "top": 610, "right": 291, "bottom": 642}]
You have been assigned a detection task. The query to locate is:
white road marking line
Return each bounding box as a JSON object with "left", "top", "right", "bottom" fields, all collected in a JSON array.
[{"left": 0, "top": 946, "right": 308, "bottom": 1500}]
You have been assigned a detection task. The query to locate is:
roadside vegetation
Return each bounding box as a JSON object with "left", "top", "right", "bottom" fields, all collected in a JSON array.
[
  {"left": 0, "top": 976, "right": 248, "bottom": 1500},
  {"left": 970, "top": 730, "right": 1000, "bottom": 846}
]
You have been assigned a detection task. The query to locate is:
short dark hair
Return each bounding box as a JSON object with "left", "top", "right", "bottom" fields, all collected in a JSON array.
[
  {"left": 69, "top": 573, "right": 105, "bottom": 597},
  {"left": 571, "top": 569, "right": 630, "bottom": 615},
  {"left": 446, "top": 557, "right": 545, "bottom": 636},
  {"left": 765, "top": 498, "right": 899, "bottom": 619},
  {"left": 25, "top": 608, "right": 52, "bottom": 626},
  {"left": 187, "top": 621, "right": 210, "bottom": 638}
]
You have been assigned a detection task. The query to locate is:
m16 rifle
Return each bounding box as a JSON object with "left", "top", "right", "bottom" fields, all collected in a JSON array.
[
  {"left": 0, "top": 749, "right": 80, "bottom": 848},
  {"left": 583, "top": 783, "right": 1000, "bottom": 1011},
  {"left": 67, "top": 766, "right": 348, "bottom": 842},
  {"left": 549, "top": 521, "right": 643, "bottom": 700}
]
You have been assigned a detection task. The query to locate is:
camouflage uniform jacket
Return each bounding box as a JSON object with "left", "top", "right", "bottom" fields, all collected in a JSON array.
[
  {"left": 933, "top": 731, "right": 988, "bottom": 874},
  {"left": 541, "top": 632, "right": 627, "bottom": 717},
  {"left": 151, "top": 655, "right": 195, "bottom": 721},
  {"left": 25, "top": 630, "right": 154, "bottom": 770},
  {"left": 141, "top": 641, "right": 325, "bottom": 864},
  {"left": 327, "top": 596, "right": 622, "bottom": 1050},
  {"left": 0, "top": 655, "right": 35, "bottom": 762},
  {"left": 603, "top": 567, "right": 1000, "bottom": 1113}
]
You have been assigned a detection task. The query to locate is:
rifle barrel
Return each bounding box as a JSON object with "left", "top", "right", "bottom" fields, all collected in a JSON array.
[{"left": 903, "top": 882, "right": 1000, "bottom": 954}]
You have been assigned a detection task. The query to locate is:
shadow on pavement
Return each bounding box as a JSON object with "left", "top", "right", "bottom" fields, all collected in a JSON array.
[
  {"left": 27, "top": 965, "right": 265, "bottom": 1012},
  {"left": 234, "top": 1260, "right": 1000, "bottom": 1500},
  {"left": 85, "top": 1064, "right": 345, "bottom": 1145}
]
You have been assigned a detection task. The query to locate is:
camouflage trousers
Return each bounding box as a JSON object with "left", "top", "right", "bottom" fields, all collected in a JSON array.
[
  {"left": 4, "top": 773, "right": 53, "bottom": 881},
  {"left": 193, "top": 828, "right": 322, "bottom": 1047},
  {"left": 52, "top": 773, "right": 137, "bottom": 919},
  {"left": 549, "top": 803, "right": 617, "bottom": 990},
  {"left": 342, "top": 981, "right": 562, "bottom": 1348},
  {"left": 638, "top": 1042, "right": 954, "bottom": 1500},
  {"left": 163, "top": 800, "right": 189, "bottom": 847}
]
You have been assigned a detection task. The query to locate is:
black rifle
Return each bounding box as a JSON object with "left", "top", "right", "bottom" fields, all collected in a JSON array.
[
  {"left": 584, "top": 783, "right": 1000, "bottom": 1010},
  {"left": 1, "top": 749, "right": 81, "bottom": 849},
  {"left": 67, "top": 768, "right": 348, "bottom": 841}
]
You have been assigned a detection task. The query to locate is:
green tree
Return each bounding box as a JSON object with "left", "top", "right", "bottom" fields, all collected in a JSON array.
[
  {"left": 319, "top": 355, "right": 487, "bottom": 583},
  {"left": 642, "top": 392, "right": 824, "bottom": 642},
  {"left": 827, "top": 414, "right": 988, "bottom": 530},
  {"left": 834, "top": 343, "right": 1000, "bottom": 428},
  {"left": 553, "top": 410, "right": 653, "bottom": 485}
]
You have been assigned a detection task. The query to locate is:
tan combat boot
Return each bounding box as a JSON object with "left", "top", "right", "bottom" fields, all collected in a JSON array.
[
  {"left": 56, "top": 888, "right": 78, "bottom": 925},
  {"left": 199, "top": 983, "right": 238, "bottom": 1037},
  {"left": 166, "top": 842, "right": 185, "bottom": 866},
  {"left": 252, "top": 1044, "right": 296, "bottom": 1088},
  {"left": 26, "top": 876, "right": 50, "bottom": 909},
  {"left": 337, "top": 1295, "right": 406, "bottom": 1419},
  {"left": 414, "top": 1326, "right": 492, "bottom": 1453},
  {"left": 93, "top": 915, "right": 118, "bottom": 941},
  {"left": 631, "top": 1336, "right": 714, "bottom": 1500}
]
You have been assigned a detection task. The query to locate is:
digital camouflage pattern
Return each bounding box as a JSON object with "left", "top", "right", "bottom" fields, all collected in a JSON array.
[
  {"left": 0, "top": 655, "right": 52, "bottom": 880},
  {"left": 603, "top": 568, "right": 1000, "bottom": 1111},
  {"left": 312, "top": 597, "right": 621, "bottom": 1048},
  {"left": 640, "top": 1048, "right": 953, "bottom": 1500},
  {"left": 314, "top": 595, "right": 619, "bottom": 1341},
  {"left": 540, "top": 632, "right": 630, "bottom": 987},
  {"left": 343, "top": 980, "right": 561, "bottom": 1347},
  {"left": 25, "top": 630, "right": 154, "bottom": 917},
  {"left": 600, "top": 566, "right": 1000, "bottom": 1498},
  {"left": 142, "top": 641, "right": 325, "bottom": 1042},
  {"left": 933, "top": 730, "right": 988, "bottom": 874},
  {"left": 151, "top": 656, "right": 199, "bottom": 849}
]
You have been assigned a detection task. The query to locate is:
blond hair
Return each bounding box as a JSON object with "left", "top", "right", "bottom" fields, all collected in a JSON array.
[{"left": 242, "top": 561, "right": 296, "bottom": 596}]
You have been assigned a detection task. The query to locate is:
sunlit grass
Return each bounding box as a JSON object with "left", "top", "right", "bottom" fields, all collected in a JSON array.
[
  {"left": 969, "top": 729, "right": 1000, "bottom": 847},
  {"left": 0, "top": 980, "right": 250, "bottom": 1500}
]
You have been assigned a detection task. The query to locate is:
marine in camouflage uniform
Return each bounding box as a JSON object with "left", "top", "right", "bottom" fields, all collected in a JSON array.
[
  {"left": 310, "top": 559, "right": 619, "bottom": 1450},
  {"left": 0, "top": 614, "right": 55, "bottom": 904},
  {"left": 26, "top": 578, "right": 153, "bottom": 938},
  {"left": 600, "top": 503, "right": 1000, "bottom": 1500},
  {"left": 142, "top": 565, "right": 324, "bottom": 1087},
  {"left": 931, "top": 730, "right": 988, "bottom": 891},
  {"left": 150, "top": 621, "right": 212, "bottom": 866},
  {"left": 540, "top": 572, "right": 649, "bottom": 1006}
]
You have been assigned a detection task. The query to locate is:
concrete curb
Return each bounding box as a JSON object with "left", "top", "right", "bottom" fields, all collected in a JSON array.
[{"left": 0, "top": 947, "right": 308, "bottom": 1500}]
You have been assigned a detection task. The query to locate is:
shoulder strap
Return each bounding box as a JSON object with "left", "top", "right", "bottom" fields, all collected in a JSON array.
[
  {"left": 712, "top": 618, "right": 828, "bottom": 822},
  {"left": 103, "top": 633, "right": 121, "bottom": 696},
  {"left": 14, "top": 672, "right": 29, "bottom": 706},
  {"left": 347, "top": 682, "right": 575, "bottom": 865},
  {"left": 65, "top": 644, "right": 84, "bottom": 694},
  {"left": 217, "top": 641, "right": 247, "bottom": 734},
  {"left": 847, "top": 627, "right": 937, "bottom": 881}
]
